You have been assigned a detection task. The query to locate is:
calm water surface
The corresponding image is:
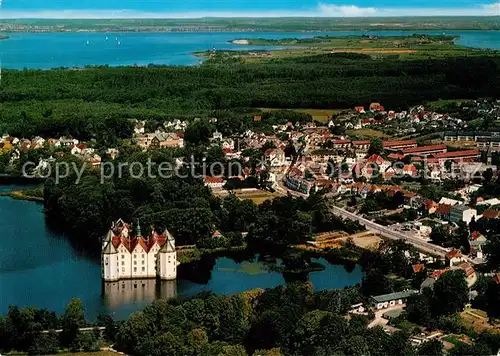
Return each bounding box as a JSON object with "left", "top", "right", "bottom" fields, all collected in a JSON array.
[
  {"left": 1, "top": 30, "right": 499, "bottom": 69},
  {"left": 0, "top": 193, "right": 362, "bottom": 320}
]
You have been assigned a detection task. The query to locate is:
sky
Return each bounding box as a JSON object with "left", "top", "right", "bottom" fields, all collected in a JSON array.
[{"left": 0, "top": 0, "right": 499, "bottom": 18}]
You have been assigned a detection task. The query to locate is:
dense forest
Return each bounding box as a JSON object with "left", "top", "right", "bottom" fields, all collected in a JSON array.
[{"left": 1, "top": 54, "right": 499, "bottom": 140}]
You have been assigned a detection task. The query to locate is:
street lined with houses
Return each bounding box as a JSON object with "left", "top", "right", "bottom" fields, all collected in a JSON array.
[{"left": 329, "top": 204, "right": 451, "bottom": 258}]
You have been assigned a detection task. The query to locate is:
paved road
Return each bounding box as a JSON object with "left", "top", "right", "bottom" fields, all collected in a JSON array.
[
  {"left": 42, "top": 326, "right": 106, "bottom": 334},
  {"left": 329, "top": 205, "right": 450, "bottom": 258}
]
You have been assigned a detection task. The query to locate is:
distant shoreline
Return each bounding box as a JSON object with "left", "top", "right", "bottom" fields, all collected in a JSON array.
[{"left": 2, "top": 29, "right": 499, "bottom": 34}]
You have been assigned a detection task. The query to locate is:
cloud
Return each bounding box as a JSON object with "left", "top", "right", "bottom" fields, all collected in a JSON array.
[
  {"left": 482, "top": 2, "right": 500, "bottom": 14},
  {"left": 318, "top": 4, "right": 377, "bottom": 16},
  {"left": 0, "top": 2, "right": 499, "bottom": 18}
]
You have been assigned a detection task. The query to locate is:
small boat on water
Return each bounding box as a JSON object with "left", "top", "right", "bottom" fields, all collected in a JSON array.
[
  {"left": 105, "top": 36, "right": 108, "bottom": 41},
  {"left": 86, "top": 40, "right": 90, "bottom": 45}
]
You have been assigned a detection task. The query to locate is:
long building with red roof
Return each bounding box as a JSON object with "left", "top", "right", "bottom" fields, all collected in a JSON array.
[
  {"left": 402, "top": 144, "right": 447, "bottom": 156},
  {"left": 383, "top": 140, "right": 417, "bottom": 150},
  {"left": 102, "top": 219, "right": 177, "bottom": 282},
  {"left": 434, "top": 149, "right": 480, "bottom": 162}
]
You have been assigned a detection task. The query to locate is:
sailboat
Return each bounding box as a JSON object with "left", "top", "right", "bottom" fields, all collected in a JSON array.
[
  {"left": 117, "top": 41, "right": 121, "bottom": 45},
  {"left": 86, "top": 40, "right": 90, "bottom": 45},
  {"left": 105, "top": 36, "right": 108, "bottom": 41}
]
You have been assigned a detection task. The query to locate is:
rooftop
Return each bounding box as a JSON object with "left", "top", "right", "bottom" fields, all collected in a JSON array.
[
  {"left": 402, "top": 144, "right": 447, "bottom": 154},
  {"left": 371, "top": 290, "right": 418, "bottom": 303},
  {"left": 435, "top": 149, "right": 480, "bottom": 159}
]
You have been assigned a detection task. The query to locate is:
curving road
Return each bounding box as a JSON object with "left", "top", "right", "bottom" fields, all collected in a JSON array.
[{"left": 329, "top": 205, "right": 450, "bottom": 258}]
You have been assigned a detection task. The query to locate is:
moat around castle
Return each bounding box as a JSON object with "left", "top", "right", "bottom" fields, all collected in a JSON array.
[{"left": 0, "top": 189, "right": 362, "bottom": 320}]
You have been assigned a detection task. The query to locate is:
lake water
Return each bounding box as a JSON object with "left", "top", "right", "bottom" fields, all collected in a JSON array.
[
  {"left": 1, "top": 30, "right": 499, "bottom": 69},
  {"left": 0, "top": 193, "right": 362, "bottom": 320}
]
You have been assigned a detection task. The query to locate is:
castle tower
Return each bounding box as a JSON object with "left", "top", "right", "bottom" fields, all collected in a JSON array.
[
  {"left": 158, "top": 228, "right": 177, "bottom": 280},
  {"left": 136, "top": 219, "right": 142, "bottom": 237},
  {"left": 101, "top": 229, "right": 119, "bottom": 281}
]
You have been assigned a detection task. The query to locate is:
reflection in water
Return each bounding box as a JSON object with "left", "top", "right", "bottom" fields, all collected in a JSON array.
[{"left": 102, "top": 279, "right": 177, "bottom": 309}]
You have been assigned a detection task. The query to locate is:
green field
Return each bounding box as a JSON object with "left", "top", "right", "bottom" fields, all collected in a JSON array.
[
  {"left": 260, "top": 108, "right": 346, "bottom": 123},
  {"left": 202, "top": 34, "right": 498, "bottom": 62},
  {"left": 347, "top": 129, "right": 390, "bottom": 139}
]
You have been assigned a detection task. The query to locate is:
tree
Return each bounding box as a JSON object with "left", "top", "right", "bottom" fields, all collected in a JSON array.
[
  {"left": 187, "top": 328, "right": 209, "bottom": 355},
  {"left": 368, "top": 138, "right": 384, "bottom": 156},
  {"left": 430, "top": 225, "right": 449, "bottom": 246},
  {"left": 484, "top": 234, "right": 500, "bottom": 271},
  {"left": 287, "top": 310, "right": 333, "bottom": 354},
  {"left": 28, "top": 331, "right": 59, "bottom": 356},
  {"left": 483, "top": 168, "right": 494, "bottom": 183},
  {"left": 97, "top": 314, "right": 118, "bottom": 342},
  {"left": 116, "top": 312, "right": 152, "bottom": 354},
  {"left": 417, "top": 339, "right": 443, "bottom": 356},
  {"left": 432, "top": 270, "right": 469, "bottom": 316},
  {"left": 60, "top": 299, "right": 85, "bottom": 347},
  {"left": 339, "top": 335, "right": 370, "bottom": 355},
  {"left": 184, "top": 120, "right": 213, "bottom": 146},
  {"left": 407, "top": 293, "right": 433, "bottom": 326}
]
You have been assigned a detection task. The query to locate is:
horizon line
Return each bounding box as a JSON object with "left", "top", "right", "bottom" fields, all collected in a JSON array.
[{"left": 0, "top": 4, "right": 499, "bottom": 19}]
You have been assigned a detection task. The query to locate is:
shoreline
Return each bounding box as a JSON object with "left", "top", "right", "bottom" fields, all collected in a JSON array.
[
  {"left": 2, "top": 29, "right": 500, "bottom": 34},
  {"left": 0, "top": 190, "right": 44, "bottom": 202}
]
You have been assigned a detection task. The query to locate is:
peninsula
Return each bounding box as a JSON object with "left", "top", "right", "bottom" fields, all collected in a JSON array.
[{"left": 197, "top": 34, "right": 499, "bottom": 62}]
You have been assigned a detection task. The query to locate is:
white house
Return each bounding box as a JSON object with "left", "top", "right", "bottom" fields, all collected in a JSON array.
[
  {"left": 134, "top": 121, "right": 146, "bottom": 135},
  {"left": 222, "top": 138, "right": 235, "bottom": 150},
  {"left": 264, "top": 148, "right": 286, "bottom": 168},
  {"left": 101, "top": 219, "right": 177, "bottom": 282},
  {"left": 445, "top": 249, "right": 466, "bottom": 267},
  {"left": 213, "top": 130, "right": 223, "bottom": 141},
  {"left": 371, "top": 290, "right": 418, "bottom": 310}
]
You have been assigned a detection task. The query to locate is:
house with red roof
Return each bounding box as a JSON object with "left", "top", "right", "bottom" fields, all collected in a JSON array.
[
  {"left": 204, "top": 176, "right": 225, "bottom": 189},
  {"left": 436, "top": 204, "right": 453, "bottom": 220},
  {"left": 445, "top": 249, "right": 465, "bottom": 267}
]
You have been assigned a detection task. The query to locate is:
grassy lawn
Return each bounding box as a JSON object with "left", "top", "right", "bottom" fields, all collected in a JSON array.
[
  {"left": 460, "top": 308, "right": 499, "bottom": 333},
  {"left": 232, "top": 189, "right": 281, "bottom": 205},
  {"left": 442, "top": 335, "right": 466, "bottom": 346},
  {"left": 260, "top": 107, "right": 347, "bottom": 123},
  {"left": 57, "top": 353, "right": 117, "bottom": 356},
  {"left": 424, "top": 98, "right": 470, "bottom": 110},
  {"left": 347, "top": 128, "right": 389, "bottom": 139}
]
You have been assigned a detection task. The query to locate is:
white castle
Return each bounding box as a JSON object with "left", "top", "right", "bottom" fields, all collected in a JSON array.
[{"left": 101, "top": 219, "right": 177, "bottom": 282}]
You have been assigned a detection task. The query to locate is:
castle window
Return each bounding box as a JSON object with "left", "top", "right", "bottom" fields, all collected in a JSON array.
[
  {"left": 133, "top": 254, "right": 136, "bottom": 259},
  {"left": 134, "top": 261, "right": 137, "bottom": 265},
  {"left": 142, "top": 254, "right": 145, "bottom": 258},
  {"left": 121, "top": 261, "right": 124, "bottom": 266},
  {"left": 142, "top": 267, "right": 145, "bottom": 272},
  {"left": 134, "top": 267, "right": 137, "bottom": 272},
  {"left": 142, "top": 260, "right": 145, "bottom": 265},
  {"left": 122, "top": 267, "right": 125, "bottom": 272},
  {"left": 105, "top": 257, "right": 108, "bottom": 266},
  {"left": 121, "top": 254, "right": 124, "bottom": 259}
]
